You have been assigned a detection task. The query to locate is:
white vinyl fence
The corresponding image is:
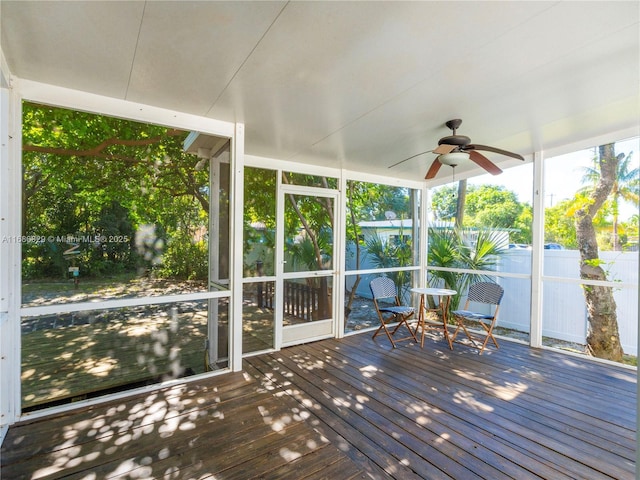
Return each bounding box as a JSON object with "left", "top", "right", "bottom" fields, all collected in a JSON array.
[{"left": 498, "top": 250, "right": 638, "bottom": 356}]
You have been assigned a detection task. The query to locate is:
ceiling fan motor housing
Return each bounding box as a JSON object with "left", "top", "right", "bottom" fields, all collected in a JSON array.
[
  {"left": 438, "top": 119, "right": 469, "bottom": 147},
  {"left": 438, "top": 135, "right": 470, "bottom": 147}
]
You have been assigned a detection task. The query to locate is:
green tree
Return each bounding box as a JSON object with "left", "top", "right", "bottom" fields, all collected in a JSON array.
[
  {"left": 511, "top": 204, "right": 533, "bottom": 244},
  {"left": 344, "top": 181, "right": 366, "bottom": 315},
  {"left": 344, "top": 181, "right": 414, "bottom": 315},
  {"left": 282, "top": 173, "right": 334, "bottom": 273},
  {"left": 544, "top": 199, "right": 578, "bottom": 248},
  {"left": 243, "top": 167, "right": 277, "bottom": 276},
  {"left": 465, "top": 185, "right": 524, "bottom": 228},
  {"left": 22, "top": 102, "right": 209, "bottom": 281},
  {"left": 432, "top": 184, "right": 532, "bottom": 243},
  {"left": 431, "top": 184, "right": 458, "bottom": 221},
  {"left": 580, "top": 150, "right": 639, "bottom": 250}
]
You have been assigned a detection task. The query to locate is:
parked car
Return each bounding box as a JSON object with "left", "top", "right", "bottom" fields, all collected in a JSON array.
[
  {"left": 508, "top": 243, "right": 531, "bottom": 250},
  {"left": 544, "top": 243, "right": 564, "bottom": 250}
]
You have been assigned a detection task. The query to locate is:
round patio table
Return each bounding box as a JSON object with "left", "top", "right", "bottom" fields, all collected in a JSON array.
[{"left": 410, "top": 287, "right": 457, "bottom": 349}]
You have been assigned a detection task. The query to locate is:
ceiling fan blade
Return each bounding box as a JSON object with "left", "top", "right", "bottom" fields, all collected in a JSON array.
[
  {"left": 388, "top": 150, "right": 432, "bottom": 168},
  {"left": 433, "top": 143, "right": 457, "bottom": 155},
  {"left": 468, "top": 150, "right": 502, "bottom": 175},
  {"left": 425, "top": 159, "right": 443, "bottom": 179},
  {"left": 466, "top": 144, "right": 524, "bottom": 161}
]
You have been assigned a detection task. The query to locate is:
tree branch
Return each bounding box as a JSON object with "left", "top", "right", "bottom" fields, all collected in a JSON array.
[{"left": 22, "top": 129, "right": 184, "bottom": 158}]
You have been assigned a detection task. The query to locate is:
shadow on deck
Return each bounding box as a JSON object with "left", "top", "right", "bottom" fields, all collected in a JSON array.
[{"left": 2, "top": 333, "right": 636, "bottom": 479}]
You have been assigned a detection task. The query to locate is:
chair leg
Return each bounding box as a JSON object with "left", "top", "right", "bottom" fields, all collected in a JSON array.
[
  {"left": 372, "top": 318, "right": 397, "bottom": 348},
  {"left": 392, "top": 313, "right": 418, "bottom": 342},
  {"left": 391, "top": 316, "right": 417, "bottom": 338},
  {"left": 373, "top": 313, "right": 417, "bottom": 348},
  {"left": 478, "top": 321, "right": 499, "bottom": 354},
  {"left": 453, "top": 317, "right": 501, "bottom": 354},
  {"left": 451, "top": 317, "right": 481, "bottom": 350}
]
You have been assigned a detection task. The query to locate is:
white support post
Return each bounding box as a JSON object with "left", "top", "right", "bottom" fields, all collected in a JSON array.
[
  {"left": 274, "top": 171, "right": 284, "bottom": 350},
  {"left": 530, "top": 150, "right": 545, "bottom": 348},
  {"left": 334, "top": 172, "right": 348, "bottom": 338},
  {"left": 419, "top": 184, "right": 429, "bottom": 289},
  {"left": 230, "top": 123, "right": 244, "bottom": 371},
  {"left": 1, "top": 77, "right": 22, "bottom": 437},
  {"left": 0, "top": 83, "right": 10, "bottom": 442}
]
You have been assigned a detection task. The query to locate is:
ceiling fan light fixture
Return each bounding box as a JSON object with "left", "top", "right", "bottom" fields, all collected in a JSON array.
[
  {"left": 438, "top": 151, "right": 469, "bottom": 166},
  {"left": 391, "top": 118, "right": 522, "bottom": 179}
]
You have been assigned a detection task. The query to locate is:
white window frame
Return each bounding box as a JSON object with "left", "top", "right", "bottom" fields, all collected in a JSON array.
[{"left": 7, "top": 79, "right": 243, "bottom": 421}]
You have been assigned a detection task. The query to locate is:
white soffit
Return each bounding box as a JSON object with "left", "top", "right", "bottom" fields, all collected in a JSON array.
[{"left": 1, "top": 1, "right": 638, "bottom": 182}]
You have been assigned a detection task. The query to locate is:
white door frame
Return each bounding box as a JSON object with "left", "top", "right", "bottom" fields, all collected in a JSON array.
[{"left": 276, "top": 183, "right": 339, "bottom": 347}]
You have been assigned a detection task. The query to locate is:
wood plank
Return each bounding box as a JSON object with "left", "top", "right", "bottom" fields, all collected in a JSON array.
[
  {"left": 105, "top": 422, "right": 329, "bottom": 480},
  {"left": 302, "top": 340, "right": 577, "bottom": 480},
  {"left": 344, "top": 334, "right": 634, "bottom": 479},
  {"left": 248, "top": 354, "right": 425, "bottom": 479},
  {"left": 255, "top": 347, "right": 500, "bottom": 479},
  {"left": 242, "top": 357, "right": 393, "bottom": 480},
  {"left": 259, "top": 444, "right": 364, "bottom": 480},
  {"left": 2, "top": 371, "right": 256, "bottom": 465},
  {"left": 340, "top": 339, "right": 635, "bottom": 478},
  {"left": 3, "top": 367, "right": 360, "bottom": 480},
  {"left": 6, "top": 379, "right": 274, "bottom": 478},
  {"left": 2, "top": 334, "right": 636, "bottom": 480},
  {"left": 347, "top": 336, "right": 636, "bottom": 454},
  {"left": 266, "top": 348, "right": 515, "bottom": 480}
]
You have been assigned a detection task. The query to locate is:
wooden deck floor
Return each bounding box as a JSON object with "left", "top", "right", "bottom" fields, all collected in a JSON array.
[{"left": 2, "top": 333, "right": 636, "bottom": 479}]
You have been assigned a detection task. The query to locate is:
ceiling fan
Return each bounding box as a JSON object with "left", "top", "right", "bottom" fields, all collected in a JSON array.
[{"left": 391, "top": 119, "right": 525, "bottom": 179}]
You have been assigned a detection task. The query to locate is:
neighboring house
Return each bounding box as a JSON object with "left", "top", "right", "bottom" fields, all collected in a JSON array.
[{"left": 357, "top": 219, "right": 414, "bottom": 246}]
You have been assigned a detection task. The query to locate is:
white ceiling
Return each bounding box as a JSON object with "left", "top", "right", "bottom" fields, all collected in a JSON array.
[{"left": 2, "top": 1, "right": 639, "bottom": 183}]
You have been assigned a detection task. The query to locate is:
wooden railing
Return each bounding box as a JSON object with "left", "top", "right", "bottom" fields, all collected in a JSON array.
[{"left": 257, "top": 279, "right": 329, "bottom": 322}]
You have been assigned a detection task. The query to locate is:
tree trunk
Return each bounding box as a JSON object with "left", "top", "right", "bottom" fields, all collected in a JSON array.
[
  {"left": 455, "top": 179, "right": 467, "bottom": 227},
  {"left": 574, "top": 143, "right": 623, "bottom": 361}
]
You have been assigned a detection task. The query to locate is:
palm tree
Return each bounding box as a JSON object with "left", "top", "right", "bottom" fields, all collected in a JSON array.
[
  {"left": 364, "top": 227, "right": 413, "bottom": 301},
  {"left": 580, "top": 151, "right": 639, "bottom": 250},
  {"left": 427, "top": 224, "right": 504, "bottom": 311}
]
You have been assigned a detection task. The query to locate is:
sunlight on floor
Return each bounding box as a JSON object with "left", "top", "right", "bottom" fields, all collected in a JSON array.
[
  {"left": 452, "top": 390, "right": 494, "bottom": 412},
  {"left": 453, "top": 368, "right": 528, "bottom": 401},
  {"left": 279, "top": 447, "right": 302, "bottom": 461},
  {"left": 359, "top": 364, "right": 380, "bottom": 378}
]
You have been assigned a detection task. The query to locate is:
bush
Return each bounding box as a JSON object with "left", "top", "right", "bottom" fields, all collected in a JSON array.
[{"left": 156, "top": 230, "right": 208, "bottom": 280}]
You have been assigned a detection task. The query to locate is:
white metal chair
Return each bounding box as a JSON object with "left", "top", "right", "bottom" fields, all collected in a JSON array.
[
  {"left": 451, "top": 282, "right": 504, "bottom": 354},
  {"left": 370, "top": 277, "right": 417, "bottom": 348}
]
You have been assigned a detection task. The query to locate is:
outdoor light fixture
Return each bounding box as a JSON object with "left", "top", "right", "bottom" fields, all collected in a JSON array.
[{"left": 437, "top": 151, "right": 470, "bottom": 167}]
